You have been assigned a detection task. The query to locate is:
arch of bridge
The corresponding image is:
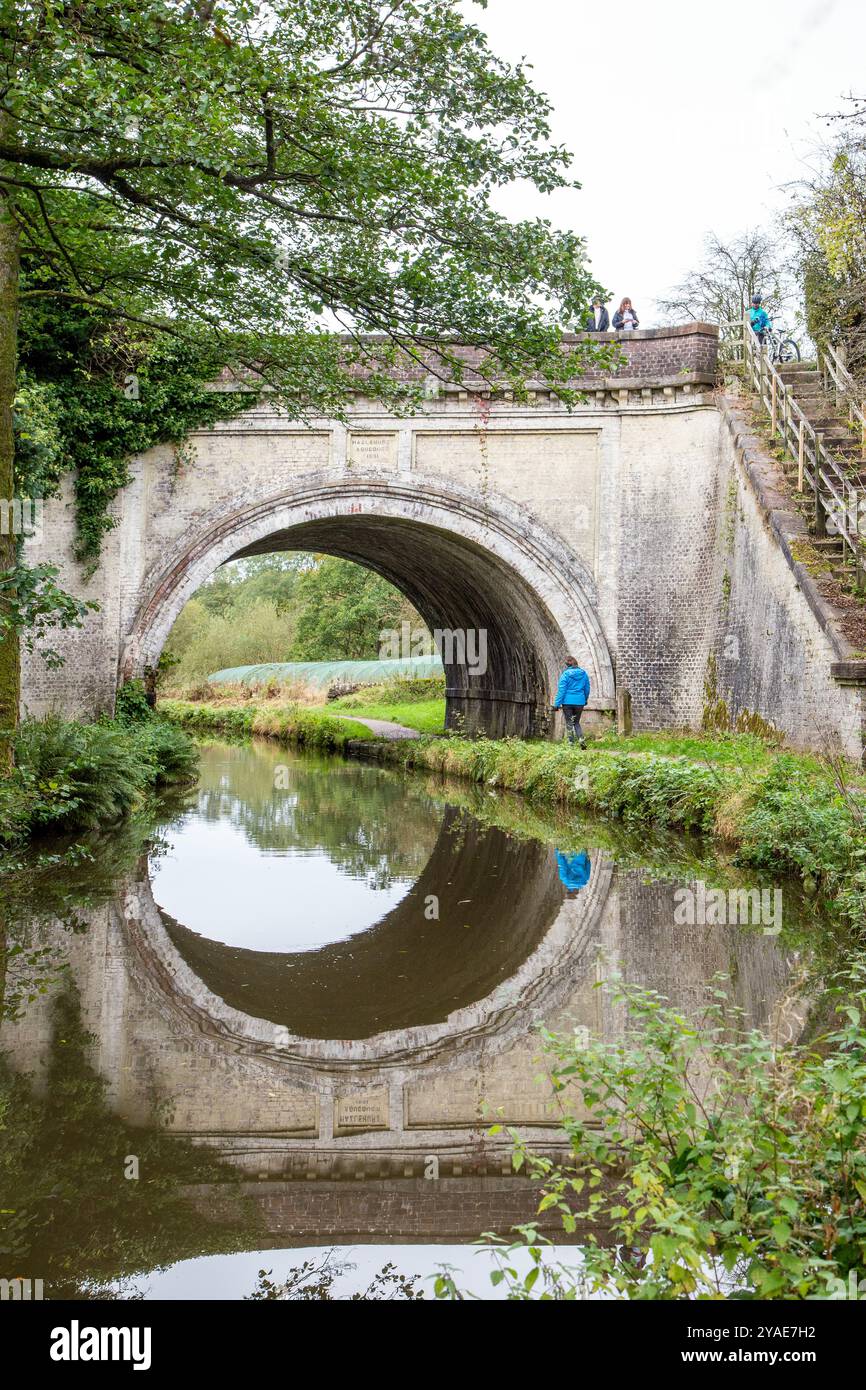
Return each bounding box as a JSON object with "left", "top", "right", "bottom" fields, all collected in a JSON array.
[{"left": 123, "top": 471, "right": 615, "bottom": 736}]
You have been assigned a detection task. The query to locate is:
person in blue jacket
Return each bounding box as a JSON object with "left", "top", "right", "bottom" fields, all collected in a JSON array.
[
  {"left": 556, "top": 849, "right": 591, "bottom": 892},
  {"left": 552, "top": 656, "right": 590, "bottom": 748},
  {"left": 748, "top": 293, "right": 771, "bottom": 344}
]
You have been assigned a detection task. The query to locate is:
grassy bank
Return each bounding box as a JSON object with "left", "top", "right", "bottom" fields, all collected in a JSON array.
[
  {"left": 379, "top": 730, "right": 866, "bottom": 928},
  {"left": 326, "top": 696, "right": 444, "bottom": 733},
  {"left": 159, "top": 698, "right": 375, "bottom": 749},
  {"left": 0, "top": 710, "right": 198, "bottom": 849},
  {"left": 325, "top": 674, "right": 446, "bottom": 733},
  {"left": 163, "top": 674, "right": 447, "bottom": 735}
]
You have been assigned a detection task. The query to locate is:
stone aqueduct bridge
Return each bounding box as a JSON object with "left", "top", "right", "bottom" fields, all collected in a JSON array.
[{"left": 21, "top": 324, "right": 866, "bottom": 755}]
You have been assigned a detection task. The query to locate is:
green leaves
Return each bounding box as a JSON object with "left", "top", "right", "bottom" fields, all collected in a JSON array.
[
  {"left": 3, "top": 0, "right": 605, "bottom": 421},
  {"left": 464, "top": 968, "right": 866, "bottom": 1300},
  {"left": 0, "top": 562, "right": 97, "bottom": 665},
  {"left": 786, "top": 100, "right": 866, "bottom": 376}
]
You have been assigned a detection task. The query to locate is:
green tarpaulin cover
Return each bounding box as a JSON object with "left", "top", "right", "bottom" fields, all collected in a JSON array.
[{"left": 208, "top": 654, "right": 444, "bottom": 690}]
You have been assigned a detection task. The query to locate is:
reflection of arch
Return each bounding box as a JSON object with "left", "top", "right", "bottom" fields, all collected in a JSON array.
[
  {"left": 159, "top": 809, "right": 563, "bottom": 1038},
  {"left": 123, "top": 836, "right": 613, "bottom": 1070},
  {"left": 122, "top": 473, "right": 615, "bottom": 736}
]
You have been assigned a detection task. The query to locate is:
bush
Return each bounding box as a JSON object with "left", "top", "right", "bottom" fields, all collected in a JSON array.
[
  {"left": 163, "top": 597, "right": 295, "bottom": 687},
  {"left": 114, "top": 677, "right": 153, "bottom": 723},
  {"left": 330, "top": 675, "right": 446, "bottom": 706},
  {"left": 160, "top": 699, "right": 374, "bottom": 750},
  {"left": 442, "top": 965, "right": 866, "bottom": 1301},
  {"left": 3, "top": 713, "right": 197, "bottom": 843}
]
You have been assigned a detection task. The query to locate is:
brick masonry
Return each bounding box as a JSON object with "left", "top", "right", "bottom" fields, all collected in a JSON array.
[
  {"left": 184, "top": 1176, "right": 589, "bottom": 1244},
  {"left": 712, "top": 396, "right": 866, "bottom": 761}
]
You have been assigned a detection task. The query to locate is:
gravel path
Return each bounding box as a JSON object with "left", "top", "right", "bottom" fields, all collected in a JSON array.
[{"left": 331, "top": 714, "right": 421, "bottom": 741}]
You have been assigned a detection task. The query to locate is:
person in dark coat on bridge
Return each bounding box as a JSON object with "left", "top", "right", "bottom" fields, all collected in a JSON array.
[
  {"left": 551, "top": 656, "right": 590, "bottom": 748},
  {"left": 556, "top": 849, "right": 591, "bottom": 893},
  {"left": 584, "top": 297, "right": 610, "bottom": 332}
]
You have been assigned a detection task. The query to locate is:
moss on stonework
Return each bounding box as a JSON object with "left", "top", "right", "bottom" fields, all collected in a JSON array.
[{"left": 790, "top": 538, "right": 833, "bottom": 575}]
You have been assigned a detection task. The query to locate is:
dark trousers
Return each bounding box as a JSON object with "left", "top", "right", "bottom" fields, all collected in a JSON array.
[{"left": 561, "top": 704, "right": 586, "bottom": 743}]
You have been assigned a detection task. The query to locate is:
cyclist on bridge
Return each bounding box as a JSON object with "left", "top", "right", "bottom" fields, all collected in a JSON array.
[{"left": 748, "top": 293, "right": 771, "bottom": 344}]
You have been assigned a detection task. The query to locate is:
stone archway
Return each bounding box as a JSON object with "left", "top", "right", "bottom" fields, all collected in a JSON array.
[{"left": 123, "top": 472, "right": 615, "bottom": 736}]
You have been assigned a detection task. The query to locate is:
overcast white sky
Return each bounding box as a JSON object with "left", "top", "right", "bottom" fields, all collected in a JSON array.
[{"left": 473, "top": 0, "right": 866, "bottom": 324}]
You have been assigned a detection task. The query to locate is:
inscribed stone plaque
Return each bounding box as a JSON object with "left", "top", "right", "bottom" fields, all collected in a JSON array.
[
  {"left": 335, "top": 1089, "right": 390, "bottom": 1134},
  {"left": 348, "top": 432, "right": 398, "bottom": 471}
]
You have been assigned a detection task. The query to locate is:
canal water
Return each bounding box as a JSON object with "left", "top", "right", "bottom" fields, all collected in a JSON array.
[{"left": 0, "top": 737, "right": 809, "bottom": 1299}]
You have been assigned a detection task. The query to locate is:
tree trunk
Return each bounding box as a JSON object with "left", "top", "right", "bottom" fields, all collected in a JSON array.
[{"left": 0, "top": 162, "right": 20, "bottom": 774}]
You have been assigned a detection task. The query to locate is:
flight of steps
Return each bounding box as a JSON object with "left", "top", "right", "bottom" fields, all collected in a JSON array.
[{"left": 777, "top": 362, "right": 866, "bottom": 588}]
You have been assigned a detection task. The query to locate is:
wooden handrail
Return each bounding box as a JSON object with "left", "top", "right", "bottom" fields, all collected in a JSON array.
[
  {"left": 818, "top": 342, "right": 866, "bottom": 453},
  {"left": 738, "top": 319, "right": 865, "bottom": 571}
]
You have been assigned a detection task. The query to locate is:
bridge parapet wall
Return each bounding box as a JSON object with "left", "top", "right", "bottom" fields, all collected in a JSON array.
[
  {"left": 213, "top": 322, "right": 720, "bottom": 397},
  {"left": 564, "top": 322, "right": 718, "bottom": 383}
]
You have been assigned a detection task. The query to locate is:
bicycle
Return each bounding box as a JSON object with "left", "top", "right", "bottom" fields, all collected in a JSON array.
[{"left": 762, "top": 326, "right": 801, "bottom": 364}]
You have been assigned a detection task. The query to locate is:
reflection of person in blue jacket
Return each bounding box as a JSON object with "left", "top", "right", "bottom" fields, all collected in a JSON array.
[{"left": 556, "top": 850, "right": 591, "bottom": 892}]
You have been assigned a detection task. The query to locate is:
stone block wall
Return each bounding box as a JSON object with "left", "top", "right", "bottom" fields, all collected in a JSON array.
[
  {"left": 710, "top": 398, "right": 865, "bottom": 762},
  {"left": 184, "top": 1176, "right": 586, "bottom": 1244}
]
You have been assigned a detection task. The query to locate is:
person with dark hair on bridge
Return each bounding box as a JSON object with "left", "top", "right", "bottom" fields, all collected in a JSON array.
[
  {"left": 552, "top": 656, "right": 590, "bottom": 748},
  {"left": 612, "top": 297, "right": 639, "bottom": 331},
  {"left": 584, "top": 296, "right": 610, "bottom": 332}
]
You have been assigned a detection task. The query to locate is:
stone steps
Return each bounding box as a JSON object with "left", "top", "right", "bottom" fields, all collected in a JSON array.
[{"left": 772, "top": 370, "right": 866, "bottom": 593}]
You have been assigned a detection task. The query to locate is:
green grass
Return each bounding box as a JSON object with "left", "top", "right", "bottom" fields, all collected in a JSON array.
[
  {"left": 376, "top": 731, "right": 866, "bottom": 933},
  {"left": 590, "top": 728, "right": 789, "bottom": 767},
  {"left": 159, "top": 698, "right": 375, "bottom": 749},
  {"left": 325, "top": 697, "right": 445, "bottom": 733}
]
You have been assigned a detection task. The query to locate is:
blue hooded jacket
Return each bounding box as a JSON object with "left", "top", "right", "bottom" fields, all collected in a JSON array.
[
  {"left": 553, "top": 665, "right": 590, "bottom": 708},
  {"left": 556, "top": 850, "right": 591, "bottom": 891}
]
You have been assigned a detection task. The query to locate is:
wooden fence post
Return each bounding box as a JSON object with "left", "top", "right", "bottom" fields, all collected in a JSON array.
[
  {"left": 797, "top": 418, "right": 805, "bottom": 492},
  {"left": 771, "top": 373, "right": 777, "bottom": 436},
  {"left": 814, "top": 433, "right": 826, "bottom": 536},
  {"left": 616, "top": 688, "right": 632, "bottom": 736},
  {"left": 759, "top": 345, "right": 765, "bottom": 406}
]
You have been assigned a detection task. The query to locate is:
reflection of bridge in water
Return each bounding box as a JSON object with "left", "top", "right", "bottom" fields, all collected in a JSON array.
[
  {"left": 4, "top": 847, "right": 802, "bottom": 1197},
  {"left": 0, "top": 740, "right": 807, "bottom": 1244}
]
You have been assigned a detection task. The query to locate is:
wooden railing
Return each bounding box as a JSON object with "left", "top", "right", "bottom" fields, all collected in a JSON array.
[
  {"left": 724, "top": 318, "right": 865, "bottom": 576},
  {"left": 817, "top": 341, "right": 866, "bottom": 457},
  {"left": 719, "top": 319, "right": 746, "bottom": 364}
]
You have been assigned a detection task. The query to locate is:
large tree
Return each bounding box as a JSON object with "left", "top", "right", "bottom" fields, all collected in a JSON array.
[
  {"left": 0, "top": 0, "right": 604, "bottom": 758},
  {"left": 290, "top": 555, "right": 414, "bottom": 662},
  {"left": 787, "top": 101, "right": 866, "bottom": 378},
  {"left": 656, "top": 229, "right": 795, "bottom": 330}
]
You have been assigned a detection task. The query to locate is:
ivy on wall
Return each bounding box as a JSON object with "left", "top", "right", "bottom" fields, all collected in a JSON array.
[{"left": 14, "top": 295, "right": 258, "bottom": 570}]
